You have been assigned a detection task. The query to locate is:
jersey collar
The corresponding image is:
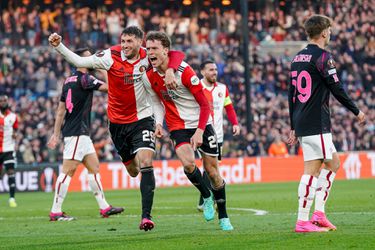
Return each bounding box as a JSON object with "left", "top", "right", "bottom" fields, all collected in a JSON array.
[{"left": 201, "top": 79, "right": 217, "bottom": 89}]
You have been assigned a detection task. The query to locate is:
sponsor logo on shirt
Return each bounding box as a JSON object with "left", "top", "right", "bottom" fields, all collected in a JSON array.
[
  {"left": 161, "top": 90, "right": 178, "bottom": 101},
  {"left": 124, "top": 73, "right": 134, "bottom": 84},
  {"left": 191, "top": 75, "right": 199, "bottom": 85}
]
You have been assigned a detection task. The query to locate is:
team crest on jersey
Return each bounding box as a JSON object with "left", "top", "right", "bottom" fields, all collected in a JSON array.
[
  {"left": 191, "top": 75, "right": 199, "bottom": 85},
  {"left": 218, "top": 92, "right": 223, "bottom": 98},
  {"left": 139, "top": 65, "right": 147, "bottom": 72},
  {"left": 95, "top": 51, "right": 105, "bottom": 57},
  {"left": 327, "top": 58, "right": 335, "bottom": 68}
]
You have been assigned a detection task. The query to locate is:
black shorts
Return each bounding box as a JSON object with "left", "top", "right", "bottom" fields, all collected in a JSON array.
[
  {"left": 0, "top": 151, "right": 16, "bottom": 170},
  {"left": 170, "top": 124, "right": 218, "bottom": 156},
  {"left": 109, "top": 116, "right": 155, "bottom": 163}
]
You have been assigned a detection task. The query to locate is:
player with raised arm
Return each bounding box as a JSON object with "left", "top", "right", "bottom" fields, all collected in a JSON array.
[
  {"left": 287, "top": 15, "right": 366, "bottom": 233},
  {"left": 143, "top": 31, "right": 234, "bottom": 231},
  {"left": 196, "top": 60, "right": 240, "bottom": 211},
  {"left": 0, "top": 95, "right": 19, "bottom": 208},
  {"left": 47, "top": 48, "right": 124, "bottom": 221},
  {"left": 49, "top": 26, "right": 184, "bottom": 230}
]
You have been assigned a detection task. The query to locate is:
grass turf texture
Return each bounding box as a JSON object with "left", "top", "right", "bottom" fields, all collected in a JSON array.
[{"left": 0, "top": 179, "right": 374, "bottom": 249}]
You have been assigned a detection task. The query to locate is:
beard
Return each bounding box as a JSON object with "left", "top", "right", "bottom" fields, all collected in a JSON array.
[
  {"left": 124, "top": 48, "right": 139, "bottom": 60},
  {"left": 0, "top": 105, "right": 8, "bottom": 112},
  {"left": 207, "top": 76, "right": 217, "bottom": 83}
]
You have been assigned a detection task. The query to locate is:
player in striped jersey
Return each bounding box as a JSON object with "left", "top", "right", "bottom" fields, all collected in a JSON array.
[
  {"left": 0, "top": 95, "right": 18, "bottom": 207},
  {"left": 196, "top": 60, "right": 240, "bottom": 211},
  {"left": 143, "top": 31, "right": 234, "bottom": 231},
  {"left": 49, "top": 26, "right": 184, "bottom": 231}
]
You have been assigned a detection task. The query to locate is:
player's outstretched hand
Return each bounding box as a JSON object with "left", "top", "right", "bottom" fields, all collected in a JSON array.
[
  {"left": 48, "top": 33, "right": 62, "bottom": 47},
  {"left": 190, "top": 128, "right": 203, "bottom": 151},
  {"left": 155, "top": 124, "right": 164, "bottom": 138},
  {"left": 47, "top": 134, "right": 59, "bottom": 149},
  {"left": 233, "top": 125, "right": 241, "bottom": 136},
  {"left": 164, "top": 68, "right": 178, "bottom": 90},
  {"left": 356, "top": 111, "right": 366, "bottom": 126},
  {"left": 287, "top": 130, "right": 298, "bottom": 146}
]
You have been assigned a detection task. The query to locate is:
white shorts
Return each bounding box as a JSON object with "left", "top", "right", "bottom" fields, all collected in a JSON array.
[
  {"left": 298, "top": 133, "right": 337, "bottom": 162},
  {"left": 63, "top": 135, "right": 96, "bottom": 161}
]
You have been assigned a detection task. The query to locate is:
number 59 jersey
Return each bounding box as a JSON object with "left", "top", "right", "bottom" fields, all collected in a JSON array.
[
  {"left": 288, "top": 44, "right": 359, "bottom": 137},
  {"left": 60, "top": 71, "right": 104, "bottom": 137}
]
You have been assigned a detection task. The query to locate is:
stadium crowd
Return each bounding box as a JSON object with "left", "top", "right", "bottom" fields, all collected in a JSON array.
[{"left": 0, "top": 0, "right": 374, "bottom": 163}]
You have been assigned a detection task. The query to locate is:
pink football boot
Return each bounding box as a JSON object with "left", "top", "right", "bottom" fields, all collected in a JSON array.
[
  {"left": 295, "top": 220, "right": 328, "bottom": 233},
  {"left": 311, "top": 211, "right": 337, "bottom": 231}
]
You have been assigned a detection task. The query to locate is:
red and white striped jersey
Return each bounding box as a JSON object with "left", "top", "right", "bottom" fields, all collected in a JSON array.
[
  {"left": 143, "top": 61, "right": 212, "bottom": 132},
  {"left": 202, "top": 82, "right": 232, "bottom": 142},
  {"left": 0, "top": 110, "right": 18, "bottom": 153},
  {"left": 92, "top": 46, "right": 153, "bottom": 124}
]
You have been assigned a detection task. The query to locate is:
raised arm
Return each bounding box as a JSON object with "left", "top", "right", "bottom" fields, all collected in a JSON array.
[{"left": 49, "top": 33, "right": 113, "bottom": 70}]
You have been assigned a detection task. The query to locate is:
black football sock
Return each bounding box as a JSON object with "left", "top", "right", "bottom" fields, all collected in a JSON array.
[
  {"left": 199, "top": 171, "right": 212, "bottom": 206},
  {"left": 185, "top": 166, "right": 211, "bottom": 199},
  {"left": 140, "top": 166, "right": 155, "bottom": 219},
  {"left": 8, "top": 174, "right": 16, "bottom": 198},
  {"left": 212, "top": 181, "right": 228, "bottom": 219}
]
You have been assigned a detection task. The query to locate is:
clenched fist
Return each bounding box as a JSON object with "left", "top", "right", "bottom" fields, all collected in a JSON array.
[{"left": 48, "top": 33, "right": 62, "bottom": 47}]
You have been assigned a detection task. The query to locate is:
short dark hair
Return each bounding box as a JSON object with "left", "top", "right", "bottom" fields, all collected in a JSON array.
[
  {"left": 304, "top": 14, "right": 332, "bottom": 39},
  {"left": 200, "top": 60, "right": 215, "bottom": 70},
  {"left": 121, "top": 26, "right": 144, "bottom": 39},
  {"left": 74, "top": 47, "right": 92, "bottom": 56},
  {"left": 145, "top": 31, "right": 171, "bottom": 49}
]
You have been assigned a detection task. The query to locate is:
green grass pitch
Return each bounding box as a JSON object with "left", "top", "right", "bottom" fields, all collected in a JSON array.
[{"left": 0, "top": 179, "right": 374, "bottom": 249}]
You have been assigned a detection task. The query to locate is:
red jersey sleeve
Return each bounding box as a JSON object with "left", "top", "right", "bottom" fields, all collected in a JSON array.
[
  {"left": 167, "top": 51, "right": 185, "bottom": 70},
  {"left": 181, "top": 66, "right": 203, "bottom": 94},
  {"left": 13, "top": 115, "right": 19, "bottom": 129},
  {"left": 223, "top": 86, "right": 239, "bottom": 125}
]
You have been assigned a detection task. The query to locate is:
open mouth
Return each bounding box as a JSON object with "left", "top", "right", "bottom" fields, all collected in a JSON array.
[{"left": 149, "top": 57, "right": 157, "bottom": 62}]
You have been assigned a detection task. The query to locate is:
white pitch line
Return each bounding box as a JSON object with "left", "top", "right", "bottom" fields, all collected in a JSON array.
[{"left": 228, "top": 207, "right": 268, "bottom": 215}]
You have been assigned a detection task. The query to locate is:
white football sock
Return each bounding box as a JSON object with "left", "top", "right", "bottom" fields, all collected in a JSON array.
[
  {"left": 297, "top": 175, "right": 318, "bottom": 221},
  {"left": 51, "top": 174, "right": 71, "bottom": 213},
  {"left": 315, "top": 169, "right": 336, "bottom": 213},
  {"left": 88, "top": 173, "right": 109, "bottom": 210}
]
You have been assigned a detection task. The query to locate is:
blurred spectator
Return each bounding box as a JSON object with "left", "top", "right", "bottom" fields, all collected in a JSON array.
[{"left": 268, "top": 133, "right": 289, "bottom": 157}]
